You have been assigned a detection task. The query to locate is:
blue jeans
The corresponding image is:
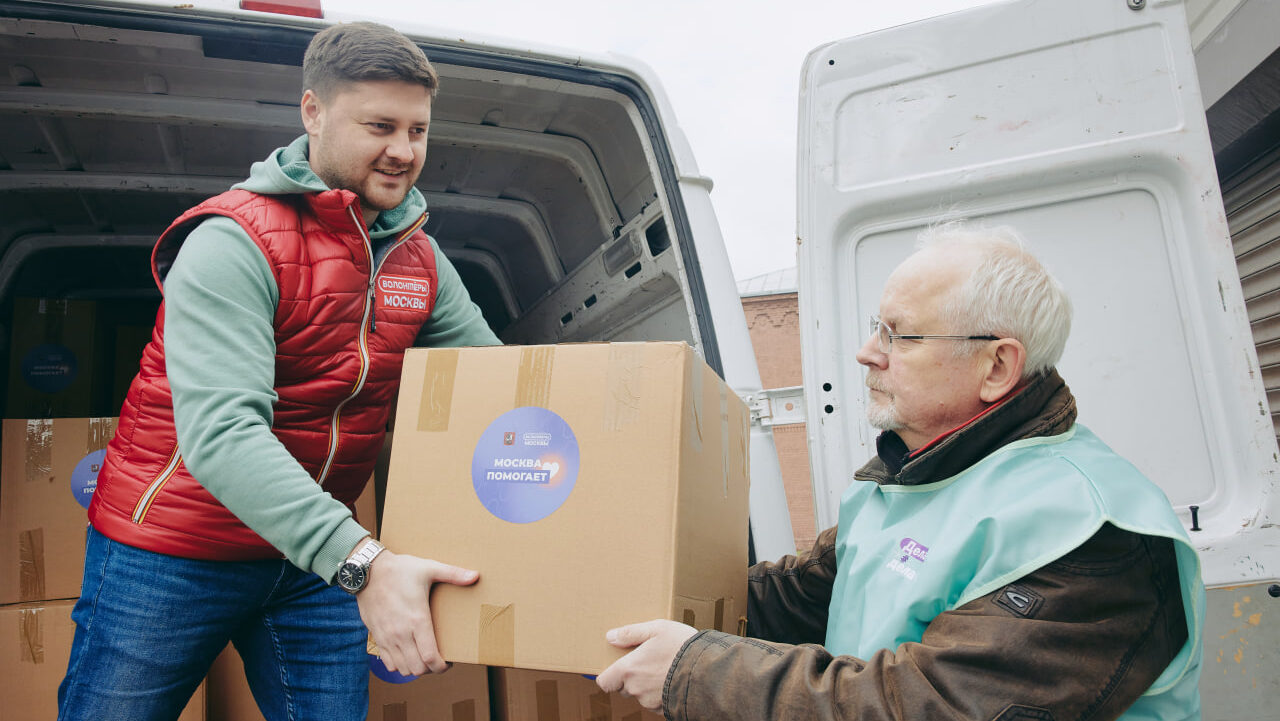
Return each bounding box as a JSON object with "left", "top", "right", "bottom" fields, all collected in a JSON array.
[{"left": 58, "top": 526, "right": 368, "bottom": 721}]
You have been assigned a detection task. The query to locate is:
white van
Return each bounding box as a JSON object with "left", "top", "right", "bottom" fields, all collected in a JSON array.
[{"left": 0, "top": 0, "right": 1274, "bottom": 717}]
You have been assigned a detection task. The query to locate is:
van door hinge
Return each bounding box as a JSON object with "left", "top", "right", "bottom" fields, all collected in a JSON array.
[{"left": 741, "top": 386, "right": 806, "bottom": 428}]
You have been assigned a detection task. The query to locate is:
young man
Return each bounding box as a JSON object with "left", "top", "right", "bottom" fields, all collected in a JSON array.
[
  {"left": 58, "top": 22, "right": 496, "bottom": 721},
  {"left": 598, "top": 224, "right": 1205, "bottom": 720}
]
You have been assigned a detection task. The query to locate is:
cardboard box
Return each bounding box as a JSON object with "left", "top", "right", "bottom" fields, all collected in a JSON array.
[
  {"left": 381, "top": 343, "right": 750, "bottom": 674},
  {"left": 0, "top": 417, "right": 117, "bottom": 604},
  {"left": 0, "top": 600, "right": 204, "bottom": 720},
  {"left": 6, "top": 298, "right": 105, "bottom": 418},
  {"left": 206, "top": 644, "right": 266, "bottom": 721},
  {"left": 491, "top": 668, "right": 661, "bottom": 721},
  {"left": 369, "top": 662, "right": 489, "bottom": 721}
]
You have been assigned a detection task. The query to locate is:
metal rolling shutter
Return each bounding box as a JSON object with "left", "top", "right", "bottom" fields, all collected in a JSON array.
[{"left": 1226, "top": 145, "right": 1280, "bottom": 445}]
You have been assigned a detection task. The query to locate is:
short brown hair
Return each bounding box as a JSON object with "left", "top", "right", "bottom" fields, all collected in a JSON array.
[{"left": 303, "top": 22, "right": 438, "bottom": 99}]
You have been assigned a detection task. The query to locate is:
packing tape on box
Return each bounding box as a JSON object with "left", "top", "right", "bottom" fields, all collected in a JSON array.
[
  {"left": 451, "top": 698, "right": 477, "bottom": 721},
  {"left": 381, "top": 700, "right": 475, "bottom": 721},
  {"left": 88, "top": 417, "right": 116, "bottom": 451},
  {"left": 418, "top": 349, "right": 459, "bottom": 432},
  {"left": 19, "top": 528, "right": 46, "bottom": 601},
  {"left": 479, "top": 603, "right": 515, "bottom": 667},
  {"left": 24, "top": 419, "right": 53, "bottom": 483},
  {"left": 676, "top": 596, "right": 729, "bottom": 631},
  {"left": 535, "top": 679, "right": 559, "bottom": 721},
  {"left": 588, "top": 691, "right": 613, "bottom": 721},
  {"left": 720, "top": 384, "right": 730, "bottom": 499},
  {"left": 604, "top": 344, "right": 643, "bottom": 431},
  {"left": 687, "top": 355, "right": 703, "bottom": 452},
  {"left": 515, "top": 347, "right": 554, "bottom": 408},
  {"left": 20, "top": 606, "right": 44, "bottom": 664}
]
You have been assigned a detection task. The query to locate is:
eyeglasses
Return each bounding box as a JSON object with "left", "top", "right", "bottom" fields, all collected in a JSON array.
[{"left": 869, "top": 315, "right": 999, "bottom": 354}]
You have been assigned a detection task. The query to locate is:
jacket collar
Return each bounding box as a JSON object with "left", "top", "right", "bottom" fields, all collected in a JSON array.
[
  {"left": 855, "top": 368, "right": 1077, "bottom": 486},
  {"left": 303, "top": 188, "right": 365, "bottom": 232}
]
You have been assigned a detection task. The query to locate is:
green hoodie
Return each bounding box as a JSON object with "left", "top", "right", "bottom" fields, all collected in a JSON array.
[{"left": 163, "top": 135, "right": 499, "bottom": 582}]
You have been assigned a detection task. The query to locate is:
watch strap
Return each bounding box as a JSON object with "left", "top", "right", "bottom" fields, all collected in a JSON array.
[{"left": 347, "top": 538, "right": 385, "bottom": 568}]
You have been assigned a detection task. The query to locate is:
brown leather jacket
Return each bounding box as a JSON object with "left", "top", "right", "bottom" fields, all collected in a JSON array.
[{"left": 663, "top": 371, "right": 1187, "bottom": 721}]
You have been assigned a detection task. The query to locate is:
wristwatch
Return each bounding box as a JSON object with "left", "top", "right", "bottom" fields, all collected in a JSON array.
[{"left": 337, "top": 538, "right": 385, "bottom": 595}]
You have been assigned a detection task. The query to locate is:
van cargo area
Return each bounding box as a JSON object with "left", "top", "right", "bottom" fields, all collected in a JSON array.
[{"left": 0, "top": 2, "right": 708, "bottom": 418}]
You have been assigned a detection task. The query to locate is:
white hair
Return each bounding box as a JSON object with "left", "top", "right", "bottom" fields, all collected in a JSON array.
[{"left": 916, "top": 222, "right": 1072, "bottom": 379}]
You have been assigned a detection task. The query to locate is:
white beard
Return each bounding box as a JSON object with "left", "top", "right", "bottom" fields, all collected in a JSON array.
[{"left": 865, "top": 394, "right": 903, "bottom": 431}]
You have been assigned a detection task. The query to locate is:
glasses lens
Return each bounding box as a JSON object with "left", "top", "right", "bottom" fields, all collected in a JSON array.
[{"left": 872, "top": 317, "right": 890, "bottom": 353}]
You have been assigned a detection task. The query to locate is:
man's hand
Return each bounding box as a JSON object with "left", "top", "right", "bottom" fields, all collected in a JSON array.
[
  {"left": 356, "top": 549, "right": 478, "bottom": 676},
  {"left": 596, "top": 620, "right": 697, "bottom": 710}
]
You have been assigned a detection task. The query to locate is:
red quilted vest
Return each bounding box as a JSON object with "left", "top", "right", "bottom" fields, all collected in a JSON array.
[{"left": 88, "top": 189, "right": 438, "bottom": 560}]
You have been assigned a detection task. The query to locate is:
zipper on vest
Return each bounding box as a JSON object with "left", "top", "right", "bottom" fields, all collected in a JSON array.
[
  {"left": 131, "top": 447, "right": 183, "bottom": 524},
  {"left": 365, "top": 211, "right": 430, "bottom": 335},
  {"left": 316, "top": 208, "right": 428, "bottom": 487}
]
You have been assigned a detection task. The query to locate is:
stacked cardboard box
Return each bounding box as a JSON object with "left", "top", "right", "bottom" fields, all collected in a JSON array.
[
  {"left": 381, "top": 342, "right": 751, "bottom": 675},
  {"left": 0, "top": 415, "right": 210, "bottom": 719},
  {"left": 368, "top": 663, "right": 490, "bottom": 721},
  {"left": 0, "top": 417, "right": 116, "bottom": 605},
  {"left": 0, "top": 600, "right": 205, "bottom": 720},
  {"left": 0, "top": 419, "right": 386, "bottom": 718},
  {"left": 5, "top": 297, "right": 159, "bottom": 420},
  {"left": 492, "top": 668, "right": 662, "bottom": 721},
  {"left": 5, "top": 298, "right": 105, "bottom": 419}
]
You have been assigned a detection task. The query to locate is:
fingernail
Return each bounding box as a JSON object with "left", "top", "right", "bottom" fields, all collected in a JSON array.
[{"left": 606, "top": 630, "right": 618, "bottom": 643}]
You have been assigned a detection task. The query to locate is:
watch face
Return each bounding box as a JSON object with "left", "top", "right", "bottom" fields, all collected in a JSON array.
[{"left": 338, "top": 562, "right": 367, "bottom": 592}]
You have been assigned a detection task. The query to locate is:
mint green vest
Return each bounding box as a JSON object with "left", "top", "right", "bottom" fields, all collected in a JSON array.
[{"left": 826, "top": 424, "right": 1204, "bottom": 720}]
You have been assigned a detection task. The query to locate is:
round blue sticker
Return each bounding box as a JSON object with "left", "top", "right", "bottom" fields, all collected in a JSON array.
[
  {"left": 368, "top": 653, "right": 418, "bottom": 684},
  {"left": 471, "top": 407, "right": 579, "bottom": 524},
  {"left": 70, "top": 449, "right": 107, "bottom": 510},
  {"left": 21, "top": 344, "right": 78, "bottom": 393}
]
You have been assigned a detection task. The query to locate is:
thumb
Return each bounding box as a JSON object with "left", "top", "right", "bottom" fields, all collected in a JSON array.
[
  {"left": 605, "top": 621, "right": 659, "bottom": 649},
  {"left": 431, "top": 563, "right": 480, "bottom": 587}
]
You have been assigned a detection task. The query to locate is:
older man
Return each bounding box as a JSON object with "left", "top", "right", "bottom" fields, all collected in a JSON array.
[{"left": 598, "top": 225, "right": 1204, "bottom": 720}]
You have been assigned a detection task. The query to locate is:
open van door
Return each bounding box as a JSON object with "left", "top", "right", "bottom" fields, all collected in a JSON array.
[{"left": 797, "top": 0, "right": 1278, "bottom": 709}]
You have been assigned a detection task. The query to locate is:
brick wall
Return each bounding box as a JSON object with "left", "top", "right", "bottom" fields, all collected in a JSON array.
[
  {"left": 741, "top": 292, "right": 817, "bottom": 552},
  {"left": 741, "top": 295, "right": 803, "bottom": 389}
]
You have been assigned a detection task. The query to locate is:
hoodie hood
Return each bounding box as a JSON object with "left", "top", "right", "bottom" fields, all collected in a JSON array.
[{"left": 233, "top": 135, "right": 428, "bottom": 239}]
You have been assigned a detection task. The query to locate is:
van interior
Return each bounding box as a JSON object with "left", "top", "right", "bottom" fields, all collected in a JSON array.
[{"left": 0, "top": 4, "right": 698, "bottom": 417}]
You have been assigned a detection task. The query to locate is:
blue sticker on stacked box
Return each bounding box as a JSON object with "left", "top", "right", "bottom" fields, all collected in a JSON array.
[
  {"left": 471, "top": 407, "right": 579, "bottom": 523},
  {"left": 70, "top": 448, "right": 107, "bottom": 510},
  {"left": 22, "top": 344, "right": 78, "bottom": 393}
]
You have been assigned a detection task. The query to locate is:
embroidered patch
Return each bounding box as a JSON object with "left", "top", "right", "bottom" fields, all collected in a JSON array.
[
  {"left": 375, "top": 274, "right": 431, "bottom": 311},
  {"left": 994, "top": 584, "right": 1044, "bottom": 618}
]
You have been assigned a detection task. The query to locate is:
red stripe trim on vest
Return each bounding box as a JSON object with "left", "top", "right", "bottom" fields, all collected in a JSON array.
[{"left": 131, "top": 447, "right": 182, "bottom": 523}]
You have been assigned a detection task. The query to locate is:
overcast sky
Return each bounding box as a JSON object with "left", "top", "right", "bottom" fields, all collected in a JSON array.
[{"left": 323, "top": 0, "right": 995, "bottom": 281}]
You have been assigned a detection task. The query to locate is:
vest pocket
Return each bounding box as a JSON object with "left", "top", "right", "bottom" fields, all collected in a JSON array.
[{"left": 131, "top": 446, "right": 183, "bottom": 524}]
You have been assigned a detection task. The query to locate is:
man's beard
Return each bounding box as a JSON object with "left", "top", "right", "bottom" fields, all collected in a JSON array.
[
  {"left": 866, "top": 376, "right": 903, "bottom": 431},
  {"left": 313, "top": 150, "right": 415, "bottom": 212}
]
